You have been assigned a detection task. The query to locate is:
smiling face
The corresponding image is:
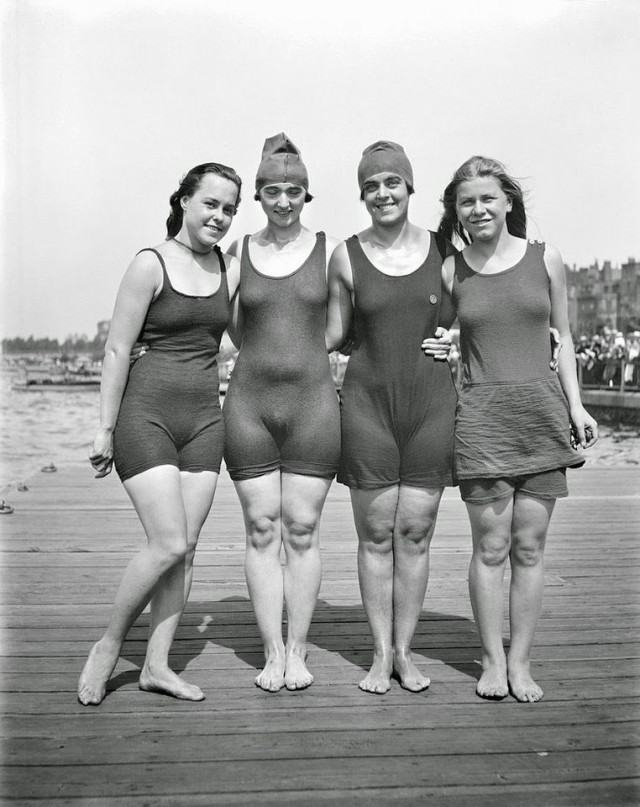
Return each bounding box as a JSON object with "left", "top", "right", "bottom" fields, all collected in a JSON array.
[
  {"left": 181, "top": 173, "right": 239, "bottom": 248},
  {"left": 454, "top": 175, "right": 512, "bottom": 242},
  {"left": 361, "top": 172, "right": 410, "bottom": 226},
  {"left": 258, "top": 182, "right": 306, "bottom": 228}
]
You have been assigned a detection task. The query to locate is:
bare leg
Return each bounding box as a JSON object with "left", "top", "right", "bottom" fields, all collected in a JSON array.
[
  {"left": 351, "top": 486, "right": 398, "bottom": 694},
  {"left": 507, "top": 493, "right": 554, "bottom": 703},
  {"left": 235, "top": 472, "right": 286, "bottom": 692},
  {"left": 466, "top": 497, "right": 513, "bottom": 699},
  {"left": 392, "top": 485, "right": 443, "bottom": 692},
  {"left": 78, "top": 466, "right": 190, "bottom": 705},
  {"left": 139, "top": 470, "right": 218, "bottom": 701},
  {"left": 281, "top": 473, "right": 332, "bottom": 690}
]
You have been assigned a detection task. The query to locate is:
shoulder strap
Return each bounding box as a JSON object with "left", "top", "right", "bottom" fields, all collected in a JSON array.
[
  {"left": 135, "top": 247, "right": 168, "bottom": 292},
  {"left": 214, "top": 245, "right": 226, "bottom": 273},
  {"left": 136, "top": 247, "right": 167, "bottom": 271}
]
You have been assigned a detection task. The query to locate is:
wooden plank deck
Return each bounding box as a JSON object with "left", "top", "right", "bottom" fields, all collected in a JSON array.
[{"left": 1, "top": 463, "right": 639, "bottom": 805}]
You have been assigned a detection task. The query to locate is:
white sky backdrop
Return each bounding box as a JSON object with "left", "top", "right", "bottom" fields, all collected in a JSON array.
[{"left": 2, "top": 0, "right": 639, "bottom": 340}]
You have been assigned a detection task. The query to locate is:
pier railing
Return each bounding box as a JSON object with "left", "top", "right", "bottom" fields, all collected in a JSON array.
[{"left": 577, "top": 358, "right": 640, "bottom": 393}]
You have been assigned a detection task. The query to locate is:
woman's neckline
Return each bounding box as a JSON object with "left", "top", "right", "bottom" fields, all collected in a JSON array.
[
  {"left": 245, "top": 232, "right": 319, "bottom": 280},
  {"left": 355, "top": 231, "right": 432, "bottom": 277}
]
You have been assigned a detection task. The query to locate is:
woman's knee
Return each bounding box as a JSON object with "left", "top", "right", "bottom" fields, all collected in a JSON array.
[
  {"left": 474, "top": 533, "right": 511, "bottom": 567},
  {"left": 394, "top": 516, "right": 433, "bottom": 550},
  {"left": 283, "top": 514, "right": 318, "bottom": 553},
  {"left": 510, "top": 532, "right": 546, "bottom": 567},
  {"left": 358, "top": 518, "right": 394, "bottom": 554},
  {"left": 245, "top": 514, "right": 279, "bottom": 551},
  {"left": 150, "top": 536, "right": 189, "bottom": 571}
]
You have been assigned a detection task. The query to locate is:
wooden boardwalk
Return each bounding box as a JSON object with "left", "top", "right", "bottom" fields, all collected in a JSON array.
[{"left": 1, "top": 463, "right": 639, "bottom": 805}]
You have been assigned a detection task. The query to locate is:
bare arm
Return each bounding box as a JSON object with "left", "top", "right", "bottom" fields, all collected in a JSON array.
[
  {"left": 222, "top": 250, "right": 243, "bottom": 351},
  {"left": 545, "top": 243, "right": 598, "bottom": 448},
  {"left": 90, "top": 252, "right": 161, "bottom": 476},
  {"left": 422, "top": 255, "right": 457, "bottom": 358},
  {"left": 325, "top": 241, "right": 354, "bottom": 352}
]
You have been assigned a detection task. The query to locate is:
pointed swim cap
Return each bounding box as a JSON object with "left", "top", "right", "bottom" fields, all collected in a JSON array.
[
  {"left": 254, "top": 132, "right": 312, "bottom": 201},
  {"left": 357, "top": 140, "right": 414, "bottom": 192}
]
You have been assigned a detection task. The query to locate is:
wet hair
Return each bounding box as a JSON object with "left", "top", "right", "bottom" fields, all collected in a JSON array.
[
  {"left": 166, "top": 162, "right": 242, "bottom": 238},
  {"left": 437, "top": 156, "right": 526, "bottom": 245}
]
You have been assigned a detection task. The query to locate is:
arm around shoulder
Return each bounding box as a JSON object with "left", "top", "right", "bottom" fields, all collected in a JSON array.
[{"left": 325, "top": 241, "right": 354, "bottom": 352}]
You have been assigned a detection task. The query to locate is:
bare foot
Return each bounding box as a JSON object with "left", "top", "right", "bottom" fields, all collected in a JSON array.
[
  {"left": 359, "top": 652, "right": 392, "bottom": 694},
  {"left": 255, "top": 653, "right": 285, "bottom": 693},
  {"left": 284, "top": 649, "right": 314, "bottom": 691},
  {"left": 508, "top": 661, "right": 543, "bottom": 702},
  {"left": 393, "top": 649, "right": 430, "bottom": 692},
  {"left": 77, "top": 638, "right": 120, "bottom": 706},
  {"left": 139, "top": 665, "right": 205, "bottom": 701},
  {"left": 476, "top": 660, "right": 508, "bottom": 700}
]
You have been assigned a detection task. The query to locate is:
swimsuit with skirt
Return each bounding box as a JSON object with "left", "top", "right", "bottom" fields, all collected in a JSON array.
[
  {"left": 338, "top": 233, "right": 457, "bottom": 489},
  {"left": 113, "top": 247, "right": 229, "bottom": 482},
  {"left": 452, "top": 240, "right": 584, "bottom": 480},
  {"left": 223, "top": 232, "right": 340, "bottom": 481}
]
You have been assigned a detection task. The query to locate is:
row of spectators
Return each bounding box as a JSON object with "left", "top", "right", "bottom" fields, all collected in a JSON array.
[
  {"left": 327, "top": 328, "right": 640, "bottom": 391},
  {"left": 575, "top": 329, "right": 640, "bottom": 388}
]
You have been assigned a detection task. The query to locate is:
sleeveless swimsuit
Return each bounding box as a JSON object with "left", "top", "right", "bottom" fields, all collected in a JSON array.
[
  {"left": 113, "top": 247, "right": 229, "bottom": 482},
  {"left": 452, "top": 240, "right": 583, "bottom": 479},
  {"left": 338, "top": 233, "right": 457, "bottom": 489},
  {"left": 223, "top": 232, "right": 340, "bottom": 480}
]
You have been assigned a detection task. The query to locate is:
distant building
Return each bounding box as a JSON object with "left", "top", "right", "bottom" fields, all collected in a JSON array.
[
  {"left": 565, "top": 258, "right": 638, "bottom": 336},
  {"left": 619, "top": 257, "right": 640, "bottom": 333}
]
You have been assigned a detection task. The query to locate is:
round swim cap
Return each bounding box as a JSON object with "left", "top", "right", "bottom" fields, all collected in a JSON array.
[{"left": 357, "top": 140, "right": 414, "bottom": 192}]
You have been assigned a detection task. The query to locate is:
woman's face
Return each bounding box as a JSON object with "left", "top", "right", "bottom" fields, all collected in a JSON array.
[
  {"left": 361, "top": 172, "right": 410, "bottom": 226},
  {"left": 454, "top": 175, "right": 512, "bottom": 242},
  {"left": 181, "top": 173, "right": 238, "bottom": 248},
  {"left": 259, "top": 183, "right": 306, "bottom": 228}
]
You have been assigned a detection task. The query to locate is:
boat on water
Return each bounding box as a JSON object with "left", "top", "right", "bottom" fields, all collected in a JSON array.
[{"left": 12, "top": 366, "right": 102, "bottom": 391}]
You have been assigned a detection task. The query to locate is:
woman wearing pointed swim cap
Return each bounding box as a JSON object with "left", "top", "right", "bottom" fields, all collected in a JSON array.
[{"left": 224, "top": 133, "right": 341, "bottom": 692}]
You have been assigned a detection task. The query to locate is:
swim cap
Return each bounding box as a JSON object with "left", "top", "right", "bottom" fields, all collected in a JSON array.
[
  {"left": 254, "top": 132, "right": 312, "bottom": 201},
  {"left": 357, "top": 140, "right": 414, "bottom": 192}
]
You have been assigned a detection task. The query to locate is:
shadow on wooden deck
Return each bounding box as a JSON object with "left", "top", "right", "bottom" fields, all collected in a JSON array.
[{"left": 1, "top": 463, "right": 639, "bottom": 805}]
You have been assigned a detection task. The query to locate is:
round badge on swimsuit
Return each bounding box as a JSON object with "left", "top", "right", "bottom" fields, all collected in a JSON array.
[{"left": 429, "top": 294, "right": 438, "bottom": 304}]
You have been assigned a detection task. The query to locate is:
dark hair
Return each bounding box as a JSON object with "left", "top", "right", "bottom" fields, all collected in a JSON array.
[
  {"left": 166, "top": 162, "right": 242, "bottom": 238},
  {"left": 437, "top": 156, "right": 526, "bottom": 245}
]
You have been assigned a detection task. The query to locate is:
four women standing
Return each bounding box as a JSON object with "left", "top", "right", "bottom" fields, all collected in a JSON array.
[{"left": 83, "top": 142, "right": 596, "bottom": 705}]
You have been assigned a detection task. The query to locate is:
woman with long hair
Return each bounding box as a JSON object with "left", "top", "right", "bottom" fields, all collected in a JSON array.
[
  {"left": 434, "top": 155, "right": 598, "bottom": 702},
  {"left": 78, "top": 162, "right": 242, "bottom": 705}
]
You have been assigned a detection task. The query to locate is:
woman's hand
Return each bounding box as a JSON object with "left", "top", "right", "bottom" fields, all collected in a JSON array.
[
  {"left": 129, "top": 342, "right": 149, "bottom": 365},
  {"left": 89, "top": 428, "right": 114, "bottom": 478},
  {"left": 570, "top": 406, "right": 599, "bottom": 449},
  {"left": 421, "top": 327, "right": 452, "bottom": 361}
]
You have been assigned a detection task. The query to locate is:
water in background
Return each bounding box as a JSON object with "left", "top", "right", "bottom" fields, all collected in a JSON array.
[
  {"left": 1, "top": 368, "right": 639, "bottom": 491},
  {"left": 1, "top": 372, "right": 99, "bottom": 489}
]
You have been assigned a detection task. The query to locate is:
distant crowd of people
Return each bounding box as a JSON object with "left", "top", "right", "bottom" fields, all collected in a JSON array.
[{"left": 575, "top": 329, "right": 640, "bottom": 388}]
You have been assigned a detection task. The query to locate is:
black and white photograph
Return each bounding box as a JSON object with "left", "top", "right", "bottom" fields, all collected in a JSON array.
[{"left": 1, "top": 0, "right": 639, "bottom": 803}]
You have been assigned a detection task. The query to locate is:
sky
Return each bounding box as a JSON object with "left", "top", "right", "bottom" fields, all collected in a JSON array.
[{"left": 1, "top": 0, "right": 639, "bottom": 340}]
